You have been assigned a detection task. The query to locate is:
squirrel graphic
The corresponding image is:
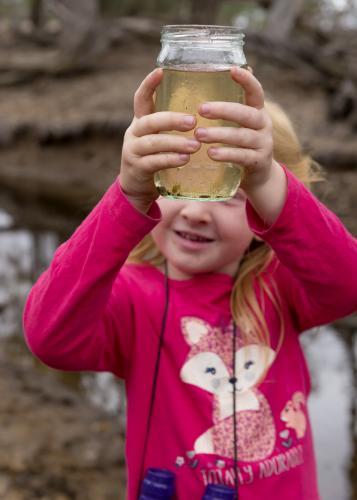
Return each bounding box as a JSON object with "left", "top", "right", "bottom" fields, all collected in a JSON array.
[{"left": 280, "top": 392, "right": 307, "bottom": 439}]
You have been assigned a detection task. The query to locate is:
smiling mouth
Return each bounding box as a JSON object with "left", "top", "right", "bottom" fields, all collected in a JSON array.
[{"left": 174, "top": 231, "right": 215, "bottom": 243}]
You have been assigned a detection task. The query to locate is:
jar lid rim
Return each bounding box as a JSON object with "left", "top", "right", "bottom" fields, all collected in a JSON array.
[
  {"left": 162, "top": 24, "right": 244, "bottom": 30},
  {"left": 161, "top": 24, "right": 245, "bottom": 41}
]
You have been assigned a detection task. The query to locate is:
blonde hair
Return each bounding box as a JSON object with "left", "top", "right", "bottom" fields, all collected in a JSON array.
[{"left": 127, "top": 101, "right": 323, "bottom": 354}]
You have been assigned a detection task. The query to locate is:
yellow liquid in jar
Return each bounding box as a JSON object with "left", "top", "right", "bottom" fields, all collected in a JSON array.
[{"left": 154, "top": 68, "right": 244, "bottom": 200}]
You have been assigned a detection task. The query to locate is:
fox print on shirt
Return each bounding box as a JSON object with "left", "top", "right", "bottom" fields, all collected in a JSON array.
[{"left": 179, "top": 317, "right": 277, "bottom": 461}]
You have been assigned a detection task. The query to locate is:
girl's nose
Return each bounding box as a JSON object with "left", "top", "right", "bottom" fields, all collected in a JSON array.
[{"left": 179, "top": 201, "right": 212, "bottom": 223}]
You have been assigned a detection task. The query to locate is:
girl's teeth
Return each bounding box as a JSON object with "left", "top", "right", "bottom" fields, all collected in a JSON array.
[{"left": 179, "top": 232, "right": 212, "bottom": 242}]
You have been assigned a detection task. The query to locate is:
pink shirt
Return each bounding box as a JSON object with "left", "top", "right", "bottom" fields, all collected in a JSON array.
[{"left": 23, "top": 169, "right": 357, "bottom": 499}]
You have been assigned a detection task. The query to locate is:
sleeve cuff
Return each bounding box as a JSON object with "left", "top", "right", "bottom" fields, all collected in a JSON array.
[{"left": 105, "top": 177, "right": 161, "bottom": 226}]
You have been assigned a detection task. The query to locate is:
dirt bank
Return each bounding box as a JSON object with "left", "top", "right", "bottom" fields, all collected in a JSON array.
[{"left": 0, "top": 40, "right": 356, "bottom": 236}]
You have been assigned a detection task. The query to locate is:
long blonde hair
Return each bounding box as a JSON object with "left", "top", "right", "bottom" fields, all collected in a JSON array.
[{"left": 127, "top": 101, "right": 322, "bottom": 352}]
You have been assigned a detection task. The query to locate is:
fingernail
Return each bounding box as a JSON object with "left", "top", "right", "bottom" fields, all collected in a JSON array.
[
  {"left": 195, "top": 128, "right": 207, "bottom": 139},
  {"left": 179, "top": 153, "right": 190, "bottom": 161},
  {"left": 200, "top": 103, "right": 210, "bottom": 115},
  {"left": 233, "top": 65, "right": 251, "bottom": 75},
  {"left": 183, "top": 115, "right": 195, "bottom": 127},
  {"left": 209, "top": 147, "right": 218, "bottom": 156},
  {"left": 187, "top": 140, "right": 200, "bottom": 151}
]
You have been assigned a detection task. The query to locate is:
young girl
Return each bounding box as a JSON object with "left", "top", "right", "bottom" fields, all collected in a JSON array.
[{"left": 23, "top": 67, "right": 357, "bottom": 500}]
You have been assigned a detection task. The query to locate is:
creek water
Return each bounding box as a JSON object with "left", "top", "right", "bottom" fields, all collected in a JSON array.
[{"left": 0, "top": 208, "right": 355, "bottom": 500}]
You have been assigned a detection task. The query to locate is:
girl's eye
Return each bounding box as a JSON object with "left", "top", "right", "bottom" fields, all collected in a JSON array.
[
  {"left": 205, "top": 367, "right": 216, "bottom": 375},
  {"left": 244, "top": 360, "right": 254, "bottom": 370}
]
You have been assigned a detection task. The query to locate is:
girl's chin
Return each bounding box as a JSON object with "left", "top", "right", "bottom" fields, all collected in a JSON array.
[{"left": 168, "top": 260, "right": 219, "bottom": 279}]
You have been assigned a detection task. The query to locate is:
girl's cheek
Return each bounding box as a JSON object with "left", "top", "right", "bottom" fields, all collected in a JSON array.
[
  {"left": 157, "top": 203, "right": 180, "bottom": 226},
  {"left": 157, "top": 197, "right": 172, "bottom": 212}
]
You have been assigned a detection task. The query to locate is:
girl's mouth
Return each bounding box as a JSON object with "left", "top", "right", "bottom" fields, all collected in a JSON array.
[{"left": 174, "top": 231, "right": 215, "bottom": 243}]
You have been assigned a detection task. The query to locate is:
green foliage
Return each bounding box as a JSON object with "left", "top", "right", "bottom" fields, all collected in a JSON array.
[
  {"left": 303, "top": 0, "right": 322, "bottom": 14},
  {"left": 0, "top": 0, "right": 29, "bottom": 17},
  {"left": 217, "top": 1, "right": 266, "bottom": 30},
  {"left": 99, "top": 0, "right": 269, "bottom": 25},
  {"left": 0, "top": 0, "right": 345, "bottom": 28},
  {"left": 100, "top": 0, "right": 180, "bottom": 17}
]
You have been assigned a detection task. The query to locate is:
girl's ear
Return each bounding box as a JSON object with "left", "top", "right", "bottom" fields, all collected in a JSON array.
[{"left": 181, "top": 317, "right": 211, "bottom": 345}]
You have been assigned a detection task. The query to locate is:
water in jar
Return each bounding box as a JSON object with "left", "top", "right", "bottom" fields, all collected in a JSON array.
[{"left": 154, "top": 67, "right": 244, "bottom": 201}]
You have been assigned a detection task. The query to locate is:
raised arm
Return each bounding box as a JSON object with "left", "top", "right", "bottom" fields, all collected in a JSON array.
[
  {"left": 23, "top": 182, "right": 160, "bottom": 377},
  {"left": 194, "top": 66, "right": 287, "bottom": 226},
  {"left": 24, "top": 68, "right": 201, "bottom": 375},
  {"left": 247, "top": 167, "right": 357, "bottom": 330},
  {"left": 193, "top": 66, "right": 357, "bottom": 329}
]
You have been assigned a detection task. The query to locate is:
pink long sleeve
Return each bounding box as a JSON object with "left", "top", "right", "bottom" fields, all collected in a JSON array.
[
  {"left": 22, "top": 169, "right": 357, "bottom": 500},
  {"left": 23, "top": 180, "right": 161, "bottom": 377},
  {"left": 246, "top": 167, "right": 357, "bottom": 331}
]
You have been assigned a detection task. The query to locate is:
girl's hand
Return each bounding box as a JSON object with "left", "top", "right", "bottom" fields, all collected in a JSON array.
[
  {"left": 195, "top": 67, "right": 287, "bottom": 223},
  {"left": 195, "top": 66, "right": 279, "bottom": 191},
  {"left": 119, "top": 68, "right": 200, "bottom": 213}
]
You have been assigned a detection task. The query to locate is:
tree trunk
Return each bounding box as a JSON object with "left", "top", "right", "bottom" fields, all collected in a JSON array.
[
  {"left": 189, "top": 0, "right": 221, "bottom": 24},
  {"left": 46, "top": 0, "right": 107, "bottom": 69},
  {"left": 264, "top": 0, "right": 305, "bottom": 41},
  {"left": 30, "top": 0, "right": 44, "bottom": 28}
]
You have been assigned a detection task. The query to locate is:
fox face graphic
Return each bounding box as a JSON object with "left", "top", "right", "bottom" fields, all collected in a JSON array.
[{"left": 180, "top": 317, "right": 277, "bottom": 461}]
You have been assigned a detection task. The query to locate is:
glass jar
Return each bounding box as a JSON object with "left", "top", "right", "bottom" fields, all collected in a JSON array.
[{"left": 154, "top": 25, "right": 247, "bottom": 201}]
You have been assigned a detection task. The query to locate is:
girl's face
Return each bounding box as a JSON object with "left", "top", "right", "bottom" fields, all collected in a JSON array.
[{"left": 151, "top": 191, "right": 255, "bottom": 280}]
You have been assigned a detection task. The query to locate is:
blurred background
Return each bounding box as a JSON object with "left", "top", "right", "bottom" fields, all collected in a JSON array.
[{"left": 0, "top": 0, "right": 356, "bottom": 499}]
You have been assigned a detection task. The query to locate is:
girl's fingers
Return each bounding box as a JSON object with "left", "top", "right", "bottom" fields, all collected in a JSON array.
[
  {"left": 195, "top": 126, "right": 263, "bottom": 149},
  {"left": 132, "top": 111, "right": 196, "bottom": 137},
  {"left": 133, "top": 68, "right": 163, "bottom": 118},
  {"left": 132, "top": 134, "right": 201, "bottom": 156},
  {"left": 137, "top": 152, "right": 190, "bottom": 173},
  {"left": 207, "top": 146, "right": 261, "bottom": 168},
  {"left": 197, "top": 67, "right": 267, "bottom": 128},
  {"left": 230, "top": 66, "right": 265, "bottom": 110},
  {"left": 198, "top": 101, "right": 265, "bottom": 130}
]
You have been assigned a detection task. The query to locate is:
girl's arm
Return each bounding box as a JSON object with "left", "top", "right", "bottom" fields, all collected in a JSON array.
[
  {"left": 23, "top": 181, "right": 161, "bottom": 377},
  {"left": 24, "top": 69, "right": 199, "bottom": 376},
  {"left": 243, "top": 159, "right": 287, "bottom": 226},
  {"left": 246, "top": 166, "right": 357, "bottom": 330},
  {"left": 195, "top": 67, "right": 356, "bottom": 329}
]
